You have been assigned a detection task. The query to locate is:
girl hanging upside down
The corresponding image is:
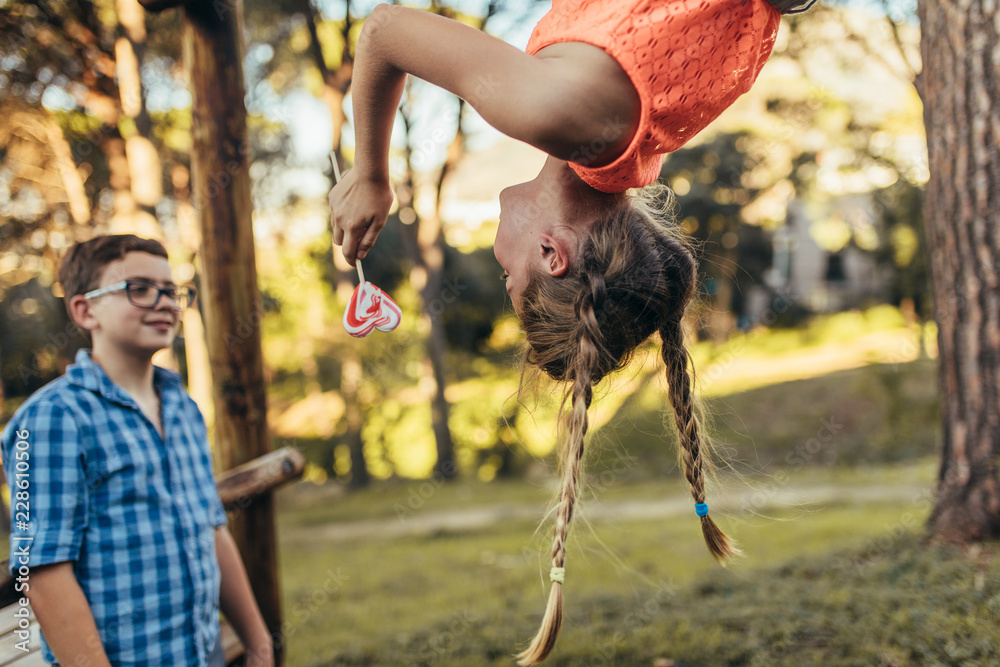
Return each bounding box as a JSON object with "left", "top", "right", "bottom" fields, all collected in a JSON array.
[{"left": 329, "top": 0, "right": 816, "bottom": 663}]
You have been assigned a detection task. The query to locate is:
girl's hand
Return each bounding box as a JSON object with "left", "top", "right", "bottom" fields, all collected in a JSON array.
[{"left": 329, "top": 169, "right": 395, "bottom": 266}]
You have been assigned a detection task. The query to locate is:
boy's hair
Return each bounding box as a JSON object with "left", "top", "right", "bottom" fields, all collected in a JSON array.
[
  {"left": 515, "top": 185, "right": 738, "bottom": 665},
  {"left": 59, "top": 234, "right": 169, "bottom": 338}
]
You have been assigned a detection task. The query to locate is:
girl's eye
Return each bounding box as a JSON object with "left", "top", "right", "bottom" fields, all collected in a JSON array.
[{"left": 500, "top": 271, "right": 509, "bottom": 281}]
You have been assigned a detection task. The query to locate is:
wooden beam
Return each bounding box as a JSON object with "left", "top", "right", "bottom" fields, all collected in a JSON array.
[
  {"left": 218, "top": 446, "right": 306, "bottom": 511},
  {"left": 181, "top": 0, "right": 283, "bottom": 662},
  {"left": 136, "top": 0, "right": 188, "bottom": 11}
]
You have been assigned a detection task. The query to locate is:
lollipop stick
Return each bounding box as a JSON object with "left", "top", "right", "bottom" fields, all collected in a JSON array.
[
  {"left": 329, "top": 152, "right": 364, "bottom": 285},
  {"left": 329, "top": 152, "right": 342, "bottom": 183}
]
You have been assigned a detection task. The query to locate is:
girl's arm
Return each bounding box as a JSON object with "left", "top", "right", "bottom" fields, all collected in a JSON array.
[
  {"left": 352, "top": 4, "right": 629, "bottom": 176},
  {"left": 332, "top": 3, "right": 638, "bottom": 264}
]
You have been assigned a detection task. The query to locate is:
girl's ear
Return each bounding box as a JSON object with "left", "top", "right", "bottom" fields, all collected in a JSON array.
[{"left": 538, "top": 232, "right": 571, "bottom": 277}]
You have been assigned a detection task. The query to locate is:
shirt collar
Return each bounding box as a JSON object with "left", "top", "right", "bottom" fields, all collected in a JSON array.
[{"left": 66, "top": 348, "right": 183, "bottom": 409}]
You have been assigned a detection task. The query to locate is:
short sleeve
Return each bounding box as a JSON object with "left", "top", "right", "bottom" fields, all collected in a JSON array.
[
  {"left": 1, "top": 400, "right": 88, "bottom": 575},
  {"left": 210, "top": 488, "right": 227, "bottom": 529}
]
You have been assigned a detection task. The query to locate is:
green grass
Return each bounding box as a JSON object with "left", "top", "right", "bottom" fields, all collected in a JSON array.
[
  {"left": 584, "top": 358, "right": 940, "bottom": 482},
  {"left": 274, "top": 456, "right": 999, "bottom": 666}
]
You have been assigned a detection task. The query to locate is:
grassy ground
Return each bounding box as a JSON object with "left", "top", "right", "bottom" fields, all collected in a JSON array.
[
  {"left": 583, "top": 357, "right": 940, "bottom": 482},
  {"left": 6, "top": 311, "right": 992, "bottom": 665},
  {"left": 270, "top": 345, "right": 996, "bottom": 666},
  {"left": 274, "top": 457, "right": 999, "bottom": 666}
]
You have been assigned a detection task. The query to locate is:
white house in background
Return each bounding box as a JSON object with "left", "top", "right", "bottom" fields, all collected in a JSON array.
[{"left": 762, "top": 196, "right": 892, "bottom": 317}]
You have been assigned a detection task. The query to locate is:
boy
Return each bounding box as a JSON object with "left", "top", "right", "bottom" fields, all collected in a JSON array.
[{"left": 1, "top": 235, "right": 273, "bottom": 666}]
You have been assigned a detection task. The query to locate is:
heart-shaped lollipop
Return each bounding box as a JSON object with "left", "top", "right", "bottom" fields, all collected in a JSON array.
[
  {"left": 344, "top": 281, "right": 402, "bottom": 338},
  {"left": 329, "top": 152, "right": 402, "bottom": 338}
]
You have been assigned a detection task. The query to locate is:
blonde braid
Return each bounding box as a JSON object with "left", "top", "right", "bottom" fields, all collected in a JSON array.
[
  {"left": 516, "top": 185, "right": 739, "bottom": 662},
  {"left": 516, "top": 269, "right": 606, "bottom": 666},
  {"left": 661, "top": 318, "right": 739, "bottom": 562}
]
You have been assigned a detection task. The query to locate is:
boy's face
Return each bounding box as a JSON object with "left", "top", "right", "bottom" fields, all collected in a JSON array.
[{"left": 72, "top": 251, "right": 181, "bottom": 357}]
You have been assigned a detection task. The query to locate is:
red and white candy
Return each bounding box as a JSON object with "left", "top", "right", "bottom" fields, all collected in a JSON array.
[
  {"left": 330, "top": 152, "right": 402, "bottom": 338},
  {"left": 343, "top": 281, "right": 402, "bottom": 338}
]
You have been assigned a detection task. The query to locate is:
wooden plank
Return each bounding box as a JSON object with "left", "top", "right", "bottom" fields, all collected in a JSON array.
[
  {"left": 221, "top": 618, "right": 245, "bottom": 662},
  {"left": 0, "top": 614, "right": 40, "bottom": 666},
  {"left": 0, "top": 602, "right": 32, "bottom": 636},
  {"left": 6, "top": 651, "right": 46, "bottom": 667},
  {"left": 218, "top": 447, "right": 306, "bottom": 511}
]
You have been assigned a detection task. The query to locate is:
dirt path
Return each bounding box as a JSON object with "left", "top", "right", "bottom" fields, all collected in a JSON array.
[{"left": 282, "top": 481, "right": 929, "bottom": 544}]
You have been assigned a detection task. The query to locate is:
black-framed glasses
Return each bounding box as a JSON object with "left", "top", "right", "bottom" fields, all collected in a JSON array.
[{"left": 84, "top": 280, "right": 197, "bottom": 310}]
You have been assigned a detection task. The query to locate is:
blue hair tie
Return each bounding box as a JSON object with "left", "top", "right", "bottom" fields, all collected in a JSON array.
[{"left": 695, "top": 502, "right": 709, "bottom": 517}]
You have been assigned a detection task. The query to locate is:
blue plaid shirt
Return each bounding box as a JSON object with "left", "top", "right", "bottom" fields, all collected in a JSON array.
[{"left": 1, "top": 349, "right": 227, "bottom": 665}]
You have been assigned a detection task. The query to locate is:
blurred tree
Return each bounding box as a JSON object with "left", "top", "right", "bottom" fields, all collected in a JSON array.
[
  {"left": 917, "top": 0, "right": 1000, "bottom": 543},
  {"left": 440, "top": 244, "right": 508, "bottom": 353},
  {"left": 0, "top": 1, "right": 219, "bottom": 404},
  {"left": 398, "top": 92, "right": 458, "bottom": 480},
  {"left": 295, "top": 0, "right": 517, "bottom": 482},
  {"left": 660, "top": 132, "right": 774, "bottom": 342},
  {"left": 708, "top": 2, "right": 927, "bottom": 327},
  {"left": 870, "top": 178, "right": 930, "bottom": 322},
  {"left": 395, "top": 0, "right": 510, "bottom": 480},
  {"left": 291, "top": 0, "right": 371, "bottom": 485}
]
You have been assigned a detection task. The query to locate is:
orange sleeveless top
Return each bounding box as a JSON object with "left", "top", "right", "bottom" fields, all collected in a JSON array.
[{"left": 526, "top": 0, "right": 780, "bottom": 193}]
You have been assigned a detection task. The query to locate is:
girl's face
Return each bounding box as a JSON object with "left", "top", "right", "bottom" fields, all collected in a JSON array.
[
  {"left": 495, "top": 179, "right": 554, "bottom": 308},
  {"left": 494, "top": 158, "right": 613, "bottom": 312}
]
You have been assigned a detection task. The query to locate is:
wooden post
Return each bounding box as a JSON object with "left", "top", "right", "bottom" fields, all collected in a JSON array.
[{"left": 178, "top": 0, "right": 282, "bottom": 661}]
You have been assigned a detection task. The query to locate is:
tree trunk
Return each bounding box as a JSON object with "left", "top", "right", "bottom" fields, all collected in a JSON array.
[
  {"left": 301, "top": 0, "right": 352, "bottom": 151},
  {"left": 0, "top": 344, "right": 5, "bottom": 443},
  {"left": 331, "top": 175, "right": 370, "bottom": 488},
  {"left": 918, "top": 0, "right": 1000, "bottom": 543},
  {"left": 418, "top": 215, "right": 457, "bottom": 479},
  {"left": 182, "top": 1, "right": 283, "bottom": 662},
  {"left": 301, "top": 0, "right": 370, "bottom": 486},
  {"left": 398, "top": 106, "right": 457, "bottom": 480},
  {"left": 116, "top": 0, "right": 162, "bottom": 215},
  {"left": 709, "top": 247, "right": 737, "bottom": 344}
]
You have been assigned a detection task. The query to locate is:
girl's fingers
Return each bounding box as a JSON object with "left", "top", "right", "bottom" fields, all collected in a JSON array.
[
  {"left": 342, "top": 222, "right": 372, "bottom": 266},
  {"left": 355, "top": 220, "right": 384, "bottom": 261}
]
